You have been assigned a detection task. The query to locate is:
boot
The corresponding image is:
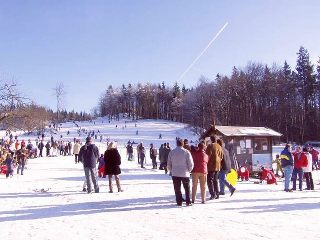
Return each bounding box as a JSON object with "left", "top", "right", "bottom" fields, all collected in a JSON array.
[
  {"left": 115, "top": 175, "right": 123, "bottom": 192},
  {"left": 108, "top": 176, "right": 113, "bottom": 193}
]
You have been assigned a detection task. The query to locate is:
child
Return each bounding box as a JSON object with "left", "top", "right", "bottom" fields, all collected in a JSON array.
[
  {"left": 260, "top": 167, "right": 277, "bottom": 185},
  {"left": 3, "top": 154, "right": 14, "bottom": 178},
  {"left": 238, "top": 165, "right": 250, "bottom": 181},
  {"left": 97, "top": 154, "right": 106, "bottom": 178},
  {"left": 272, "top": 154, "right": 284, "bottom": 177}
]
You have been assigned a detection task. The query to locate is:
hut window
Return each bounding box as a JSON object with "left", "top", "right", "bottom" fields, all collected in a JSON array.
[{"left": 254, "top": 138, "right": 268, "bottom": 151}]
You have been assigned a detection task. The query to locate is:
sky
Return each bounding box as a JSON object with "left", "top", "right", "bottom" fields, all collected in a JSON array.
[{"left": 0, "top": 0, "right": 319, "bottom": 113}]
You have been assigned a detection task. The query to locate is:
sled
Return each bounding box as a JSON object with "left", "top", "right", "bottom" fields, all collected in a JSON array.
[{"left": 32, "top": 188, "right": 51, "bottom": 193}]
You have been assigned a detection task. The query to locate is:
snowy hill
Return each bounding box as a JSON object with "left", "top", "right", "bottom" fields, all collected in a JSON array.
[{"left": 0, "top": 119, "right": 320, "bottom": 240}]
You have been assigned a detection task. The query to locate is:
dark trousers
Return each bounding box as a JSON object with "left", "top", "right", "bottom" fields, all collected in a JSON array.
[
  {"left": 172, "top": 176, "right": 191, "bottom": 205},
  {"left": 6, "top": 169, "right": 13, "bottom": 178},
  {"left": 292, "top": 167, "right": 303, "bottom": 190},
  {"left": 207, "top": 171, "right": 219, "bottom": 197},
  {"left": 17, "top": 162, "right": 25, "bottom": 175},
  {"left": 140, "top": 156, "right": 145, "bottom": 168},
  {"left": 305, "top": 172, "right": 314, "bottom": 190},
  {"left": 163, "top": 162, "right": 168, "bottom": 174},
  {"left": 151, "top": 157, "right": 157, "bottom": 169},
  {"left": 39, "top": 149, "right": 43, "bottom": 157},
  {"left": 75, "top": 154, "right": 79, "bottom": 163}
]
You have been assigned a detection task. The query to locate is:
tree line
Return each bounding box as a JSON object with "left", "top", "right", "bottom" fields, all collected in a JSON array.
[
  {"left": 0, "top": 80, "right": 91, "bottom": 134},
  {"left": 98, "top": 46, "right": 320, "bottom": 144}
]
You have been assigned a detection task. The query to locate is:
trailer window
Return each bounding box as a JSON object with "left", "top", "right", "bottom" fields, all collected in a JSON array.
[{"left": 254, "top": 138, "right": 268, "bottom": 151}]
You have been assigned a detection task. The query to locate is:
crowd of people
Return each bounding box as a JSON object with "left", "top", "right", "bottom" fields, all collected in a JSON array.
[
  {"left": 2, "top": 126, "right": 318, "bottom": 207},
  {"left": 0, "top": 134, "right": 86, "bottom": 178},
  {"left": 123, "top": 136, "right": 236, "bottom": 206},
  {"left": 280, "top": 144, "right": 316, "bottom": 192}
]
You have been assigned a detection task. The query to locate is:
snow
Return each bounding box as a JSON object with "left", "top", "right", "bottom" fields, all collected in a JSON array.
[{"left": 1, "top": 119, "right": 320, "bottom": 240}]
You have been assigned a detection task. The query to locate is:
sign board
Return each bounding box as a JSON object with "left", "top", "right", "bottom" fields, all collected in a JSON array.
[{"left": 252, "top": 154, "right": 272, "bottom": 171}]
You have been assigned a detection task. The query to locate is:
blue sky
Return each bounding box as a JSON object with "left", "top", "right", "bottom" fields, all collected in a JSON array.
[{"left": 0, "top": 0, "right": 319, "bottom": 113}]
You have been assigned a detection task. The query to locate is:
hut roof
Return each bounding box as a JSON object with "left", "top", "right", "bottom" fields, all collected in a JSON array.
[{"left": 200, "top": 125, "right": 282, "bottom": 139}]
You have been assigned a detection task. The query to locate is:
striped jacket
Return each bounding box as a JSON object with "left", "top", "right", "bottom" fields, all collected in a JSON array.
[{"left": 280, "top": 148, "right": 293, "bottom": 167}]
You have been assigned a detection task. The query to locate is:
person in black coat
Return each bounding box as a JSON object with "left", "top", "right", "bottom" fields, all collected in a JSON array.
[
  {"left": 45, "top": 141, "right": 51, "bottom": 157},
  {"left": 104, "top": 142, "right": 123, "bottom": 193},
  {"left": 38, "top": 140, "right": 44, "bottom": 157}
]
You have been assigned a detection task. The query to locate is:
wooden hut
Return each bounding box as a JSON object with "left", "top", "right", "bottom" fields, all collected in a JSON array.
[{"left": 200, "top": 125, "right": 282, "bottom": 173}]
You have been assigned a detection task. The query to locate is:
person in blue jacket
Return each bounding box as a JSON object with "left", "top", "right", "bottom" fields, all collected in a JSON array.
[{"left": 280, "top": 144, "right": 294, "bottom": 192}]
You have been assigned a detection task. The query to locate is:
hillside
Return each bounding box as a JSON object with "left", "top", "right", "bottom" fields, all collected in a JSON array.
[{"left": 0, "top": 119, "right": 319, "bottom": 240}]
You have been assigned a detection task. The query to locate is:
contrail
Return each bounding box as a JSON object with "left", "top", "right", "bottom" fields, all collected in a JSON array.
[{"left": 178, "top": 22, "right": 229, "bottom": 81}]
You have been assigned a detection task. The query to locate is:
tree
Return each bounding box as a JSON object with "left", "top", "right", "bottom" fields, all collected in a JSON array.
[
  {"left": 20, "top": 103, "right": 49, "bottom": 134},
  {"left": 295, "top": 46, "right": 317, "bottom": 142},
  {"left": 0, "top": 78, "right": 28, "bottom": 130},
  {"left": 53, "top": 83, "right": 66, "bottom": 123},
  {"left": 317, "top": 57, "right": 320, "bottom": 113}
]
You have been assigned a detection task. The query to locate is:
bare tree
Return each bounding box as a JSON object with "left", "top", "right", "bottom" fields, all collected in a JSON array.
[
  {"left": 53, "top": 83, "right": 66, "bottom": 123},
  {"left": 20, "top": 103, "right": 49, "bottom": 134},
  {"left": 0, "top": 78, "right": 28, "bottom": 130}
]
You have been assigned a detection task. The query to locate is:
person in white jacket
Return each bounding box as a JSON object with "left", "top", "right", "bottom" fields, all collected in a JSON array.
[
  {"left": 167, "top": 138, "right": 194, "bottom": 206},
  {"left": 73, "top": 141, "right": 81, "bottom": 164},
  {"left": 303, "top": 147, "right": 314, "bottom": 190}
]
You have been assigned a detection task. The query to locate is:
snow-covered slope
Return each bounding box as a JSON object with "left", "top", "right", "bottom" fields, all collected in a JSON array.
[{"left": 0, "top": 119, "right": 319, "bottom": 240}]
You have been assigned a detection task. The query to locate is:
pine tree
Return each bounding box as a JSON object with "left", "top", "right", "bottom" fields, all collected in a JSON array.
[
  {"left": 181, "top": 84, "right": 188, "bottom": 95},
  {"left": 172, "top": 82, "right": 181, "bottom": 99},
  {"left": 295, "top": 46, "right": 317, "bottom": 142}
]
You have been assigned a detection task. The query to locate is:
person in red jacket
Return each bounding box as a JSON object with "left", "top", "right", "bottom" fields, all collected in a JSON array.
[
  {"left": 292, "top": 146, "right": 308, "bottom": 191},
  {"left": 260, "top": 167, "right": 277, "bottom": 185},
  {"left": 238, "top": 165, "right": 249, "bottom": 181},
  {"left": 191, "top": 142, "right": 208, "bottom": 204}
]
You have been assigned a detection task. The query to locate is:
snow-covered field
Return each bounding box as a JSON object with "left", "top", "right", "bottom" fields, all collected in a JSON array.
[{"left": 1, "top": 119, "right": 320, "bottom": 240}]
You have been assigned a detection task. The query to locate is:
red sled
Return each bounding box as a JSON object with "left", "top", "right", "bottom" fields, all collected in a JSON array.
[{"left": 0, "top": 165, "right": 8, "bottom": 174}]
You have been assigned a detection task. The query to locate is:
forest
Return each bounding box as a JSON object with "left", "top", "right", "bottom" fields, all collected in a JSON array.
[
  {"left": 1, "top": 46, "right": 319, "bottom": 143},
  {"left": 98, "top": 46, "right": 320, "bottom": 144}
]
